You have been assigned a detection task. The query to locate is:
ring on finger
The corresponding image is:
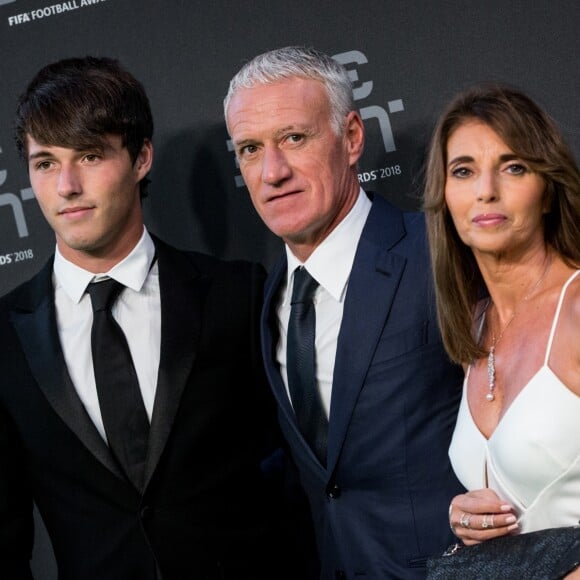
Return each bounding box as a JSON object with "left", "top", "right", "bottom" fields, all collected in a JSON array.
[
  {"left": 460, "top": 512, "right": 472, "bottom": 528},
  {"left": 482, "top": 514, "right": 490, "bottom": 529},
  {"left": 449, "top": 503, "right": 455, "bottom": 533},
  {"left": 490, "top": 514, "right": 495, "bottom": 528}
]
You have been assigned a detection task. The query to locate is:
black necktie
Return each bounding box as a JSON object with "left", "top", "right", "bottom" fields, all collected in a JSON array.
[
  {"left": 87, "top": 279, "right": 149, "bottom": 490},
  {"left": 286, "top": 267, "right": 328, "bottom": 465}
]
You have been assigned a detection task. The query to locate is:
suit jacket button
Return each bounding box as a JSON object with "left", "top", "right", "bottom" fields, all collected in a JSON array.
[
  {"left": 335, "top": 570, "right": 347, "bottom": 579},
  {"left": 326, "top": 484, "right": 341, "bottom": 499},
  {"left": 140, "top": 505, "right": 152, "bottom": 521}
]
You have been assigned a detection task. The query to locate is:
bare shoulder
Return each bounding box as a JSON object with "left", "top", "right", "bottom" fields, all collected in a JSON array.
[
  {"left": 556, "top": 270, "right": 580, "bottom": 395},
  {"left": 562, "top": 270, "right": 580, "bottom": 323}
]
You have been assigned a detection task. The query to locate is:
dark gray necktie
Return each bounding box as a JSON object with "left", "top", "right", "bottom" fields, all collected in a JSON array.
[
  {"left": 286, "top": 267, "right": 328, "bottom": 466},
  {"left": 87, "top": 279, "right": 149, "bottom": 490}
]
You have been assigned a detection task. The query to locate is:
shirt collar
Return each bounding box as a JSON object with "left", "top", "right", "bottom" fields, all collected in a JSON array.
[
  {"left": 283, "top": 188, "right": 371, "bottom": 304},
  {"left": 53, "top": 228, "right": 156, "bottom": 303}
]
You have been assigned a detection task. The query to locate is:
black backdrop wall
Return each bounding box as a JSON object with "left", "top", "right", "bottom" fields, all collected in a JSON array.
[{"left": 0, "top": 0, "right": 578, "bottom": 577}]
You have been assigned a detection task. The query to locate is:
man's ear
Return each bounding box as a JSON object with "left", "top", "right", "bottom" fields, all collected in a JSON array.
[
  {"left": 135, "top": 139, "right": 154, "bottom": 179},
  {"left": 345, "top": 111, "right": 365, "bottom": 167}
]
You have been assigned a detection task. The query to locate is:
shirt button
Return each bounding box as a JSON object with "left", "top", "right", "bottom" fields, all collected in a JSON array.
[
  {"left": 140, "top": 505, "right": 153, "bottom": 521},
  {"left": 327, "top": 484, "right": 341, "bottom": 499}
]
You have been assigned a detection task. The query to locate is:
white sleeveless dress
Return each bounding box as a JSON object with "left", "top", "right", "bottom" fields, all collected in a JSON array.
[{"left": 449, "top": 270, "right": 580, "bottom": 533}]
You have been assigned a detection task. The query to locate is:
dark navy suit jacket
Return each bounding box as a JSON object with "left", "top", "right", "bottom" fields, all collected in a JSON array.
[{"left": 261, "top": 194, "right": 465, "bottom": 579}]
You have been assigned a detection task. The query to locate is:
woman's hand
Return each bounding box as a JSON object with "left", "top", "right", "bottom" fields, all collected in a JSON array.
[{"left": 449, "top": 489, "right": 518, "bottom": 545}]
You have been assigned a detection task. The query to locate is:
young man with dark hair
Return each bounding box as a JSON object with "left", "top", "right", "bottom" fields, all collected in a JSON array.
[{"left": 0, "top": 56, "right": 285, "bottom": 580}]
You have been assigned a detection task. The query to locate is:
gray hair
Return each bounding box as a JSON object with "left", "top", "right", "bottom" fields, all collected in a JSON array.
[{"left": 224, "top": 46, "right": 355, "bottom": 134}]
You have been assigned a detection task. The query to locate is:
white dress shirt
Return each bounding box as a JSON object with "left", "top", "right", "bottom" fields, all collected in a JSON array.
[
  {"left": 276, "top": 189, "right": 372, "bottom": 418},
  {"left": 53, "top": 228, "right": 161, "bottom": 441}
]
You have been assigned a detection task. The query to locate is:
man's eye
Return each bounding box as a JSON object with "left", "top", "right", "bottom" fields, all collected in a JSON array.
[
  {"left": 240, "top": 145, "right": 257, "bottom": 156},
  {"left": 35, "top": 161, "right": 53, "bottom": 171}
]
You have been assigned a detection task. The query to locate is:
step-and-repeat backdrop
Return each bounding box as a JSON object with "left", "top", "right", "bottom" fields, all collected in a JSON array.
[{"left": 0, "top": 0, "right": 578, "bottom": 576}]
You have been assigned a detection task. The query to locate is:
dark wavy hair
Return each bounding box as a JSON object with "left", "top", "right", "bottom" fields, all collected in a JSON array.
[{"left": 15, "top": 56, "right": 154, "bottom": 197}]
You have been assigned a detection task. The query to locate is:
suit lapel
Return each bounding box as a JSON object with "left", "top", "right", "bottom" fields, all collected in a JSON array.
[
  {"left": 326, "top": 197, "right": 408, "bottom": 472},
  {"left": 263, "top": 197, "right": 409, "bottom": 473},
  {"left": 9, "top": 260, "right": 124, "bottom": 478},
  {"left": 262, "top": 259, "right": 297, "bottom": 422},
  {"left": 9, "top": 244, "right": 205, "bottom": 487},
  {"left": 262, "top": 257, "right": 329, "bottom": 469},
  {"left": 144, "top": 240, "right": 202, "bottom": 485}
]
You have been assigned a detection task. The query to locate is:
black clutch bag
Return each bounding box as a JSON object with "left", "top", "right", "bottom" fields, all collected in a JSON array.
[{"left": 426, "top": 525, "right": 580, "bottom": 580}]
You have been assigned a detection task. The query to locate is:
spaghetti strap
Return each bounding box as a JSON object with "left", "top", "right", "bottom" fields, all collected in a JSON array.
[{"left": 544, "top": 270, "right": 580, "bottom": 364}]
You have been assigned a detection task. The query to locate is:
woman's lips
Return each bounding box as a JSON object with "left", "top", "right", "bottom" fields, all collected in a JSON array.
[{"left": 472, "top": 213, "right": 506, "bottom": 226}]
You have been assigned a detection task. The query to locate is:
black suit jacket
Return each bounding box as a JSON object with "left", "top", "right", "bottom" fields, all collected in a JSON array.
[{"left": 0, "top": 238, "right": 284, "bottom": 580}]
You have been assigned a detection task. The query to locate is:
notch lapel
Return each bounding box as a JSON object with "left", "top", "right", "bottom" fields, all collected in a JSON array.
[
  {"left": 326, "top": 197, "right": 408, "bottom": 472},
  {"left": 262, "top": 259, "right": 327, "bottom": 468},
  {"left": 261, "top": 259, "right": 297, "bottom": 421}
]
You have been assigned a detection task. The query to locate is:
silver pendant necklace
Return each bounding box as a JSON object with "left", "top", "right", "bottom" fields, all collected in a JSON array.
[{"left": 485, "top": 257, "right": 552, "bottom": 402}]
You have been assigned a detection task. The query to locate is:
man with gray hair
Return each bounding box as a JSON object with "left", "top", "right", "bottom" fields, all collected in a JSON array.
[{"left": 224, "top": 46, "right": 465, "bottom": 579}]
